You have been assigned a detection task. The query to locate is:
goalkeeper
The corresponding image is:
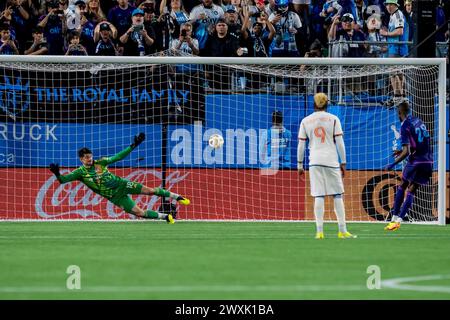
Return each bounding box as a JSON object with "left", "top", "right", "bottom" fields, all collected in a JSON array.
[{"left": 48, "top": 133, "right": 190, "bottom": 223}]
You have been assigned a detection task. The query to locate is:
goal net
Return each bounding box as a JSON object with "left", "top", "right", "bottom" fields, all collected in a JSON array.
[{"left": 0, "top": 54, "right": 446, "bottom": 223}]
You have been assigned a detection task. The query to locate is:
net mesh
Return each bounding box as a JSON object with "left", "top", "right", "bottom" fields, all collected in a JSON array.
[{"left": 0, "top": 53, "right": 442, "bottom": 222}]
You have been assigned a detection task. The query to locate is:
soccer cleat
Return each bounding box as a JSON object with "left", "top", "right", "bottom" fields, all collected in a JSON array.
[
  {"left": 176, "top": 196, "right": 190, "bottom": 206},
  {"left": 384, "top": 222, "right": 401, "bottom": 231},
  {"left": 315, "top": 232, "right": 324, "bottom": 239},
  {"left": 165, "top": 213, "right": 175, "bottom": 224},
  {"left": 338, "top": 231, "right": 357, "bottom": 239}
]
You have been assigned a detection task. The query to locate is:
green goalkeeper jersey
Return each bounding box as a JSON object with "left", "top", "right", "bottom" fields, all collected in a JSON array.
[{"left": 57, "top": 146, "right": 134, "bottom": 199}]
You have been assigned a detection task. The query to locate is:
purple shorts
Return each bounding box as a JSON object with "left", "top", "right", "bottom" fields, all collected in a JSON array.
[{"left": 402, "top": 162, "right": 433, "bottom": 186}]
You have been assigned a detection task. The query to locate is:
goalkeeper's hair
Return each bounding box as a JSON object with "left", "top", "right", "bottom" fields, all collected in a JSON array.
[{"left": 78, "top": 147, "right": 93, "bottom": 158}]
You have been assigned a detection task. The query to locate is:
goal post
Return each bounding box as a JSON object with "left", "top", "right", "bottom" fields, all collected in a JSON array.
[{"left": 0, "top": 55, "right": 446, "bottom": 224}]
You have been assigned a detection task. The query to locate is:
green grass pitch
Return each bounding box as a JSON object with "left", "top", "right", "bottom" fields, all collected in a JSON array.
[{"left": 0, "top": 221, "right": 449, "bottom": 299}]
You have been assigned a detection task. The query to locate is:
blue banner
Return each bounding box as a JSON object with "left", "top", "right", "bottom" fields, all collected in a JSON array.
[{"left": 0, "top": 94, "right": 446, "bottom": 170}]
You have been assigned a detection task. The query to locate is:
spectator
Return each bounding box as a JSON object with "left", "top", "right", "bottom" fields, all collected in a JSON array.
[
  {"left": 0, "top": 21, "right": 16, "bottom": 43},
  {"left": 158, "top": 0, "right": 189, "bottom": 48},
  {"left": 119, "top": 8, "right": 155, "bottom": 56},
  {"left": 75, "top": 0, "right": 95, "bottom": 54},
  {"left": 365, "top": 14, "right": 387, "bottom": 57},
  {"left": 229, "top": 0, "right": 259, "bottom": 24},
  {"left": 403, "top": 0, "right": 414, "bottom": 42},
  {"left": 224, "top": 5, "right": 244, "bottom": 43},
  {"left": 3, "top": 0, "right": 31, "bottom": 53},
  {"left": 254, "top": 0, "right": 267, "bottom": 17},
  {"left": 242, "top": 10, "right": 275, "bottom": 57},
  {"left": 38, "top": 0, "right": 66, "bottom": 55},
  {"left": 436, "top": 0, "right": 447, "bottom": 43},
  {"left": 138, "top": 0, "right": 158, "bottom": 15},
  {"left": 190, "top": 0, "right": 224, "bottom": 54},
  {"left": 204, "top": 18, "right": 245, "bottom": 57},
  {"left": 25, "top": 0, "right": 44, "bottom": 24},
  {"left": 339, "top": 0, "right": 357, "bottom": 20},
  {"left": 107, "top": 0, "right": 135, "bottom": 37},
  {"left": 380, "top": 0, "right": 407, "bottom": 57},
  {"left": 304, "top": 38, "right": 323, "bottom": 57},
  {"left": 94, "top": 21, "right": 118, "bottom": 55},
  {"left": 319, "top": 0, "right": 342, "bottom": 26},
  {"left": 24, "top": 26, "right": 48, "bottom": 54},
  {"left": 354, "top": 0, "right": 366, "bottom": 29},
  {"left": 85, "top": 0, "right": 106, "bottom": 25},
  {"left": 310, "top": 0, "right": 327, "bottom": 45},
  {"left": 65, "top": 30, "right": 88, "bottom": 55},
  {"left": 171, "top": 22, "right": 199, "bottom": 55},
  {"left": 160, "top": 0, "right": 189, "bottom": 26},
  {"left": 300, "top": 39, "right": 324, "bottom": 71},
  {"left": 380, "top": 0, "right": 407, "bottom": 105},
  {"left": 292, "top": 0, "right": 310, "bottom": 42},
  {"left": 203, "top": 18, "right": 247, "bottom": 90},
  {"left": 265, "top": 0, "right": 276, "bottom": 16},
  {"left": 228, "top": 0, "right": 244, "bottom": 18},
  {"left": 328, "top": 13, "right": 366, "bottom": 57},
  {"left": 0, "top": 23, "right": 19, "bottom": 54},
  {"left": 269, "top": 0, "right": 302, "bottom": 57},
  {"left": 142, "top": 4, "right": 162, "bottom": 51},
  {"left": 99, "top": 0, "right": 117, "bottom": 16}
]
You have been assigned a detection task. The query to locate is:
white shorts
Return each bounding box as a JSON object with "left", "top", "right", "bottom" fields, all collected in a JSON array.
[
  {"left": 292, "top": 0, "right": 311, "bottom": 5},
  {"left": 309, "top": 166, "right": 344, "bottom": 197}
]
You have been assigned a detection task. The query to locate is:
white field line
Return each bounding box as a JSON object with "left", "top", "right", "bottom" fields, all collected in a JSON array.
[
  {"left": 0, "top": 284, "right": 368, "bottom": 294},
  {"left": 1, "top": 275, "right": 450, "bottom": 294},
  {"left": 381, "top": 275, "right": 450, "bottom": 294}
]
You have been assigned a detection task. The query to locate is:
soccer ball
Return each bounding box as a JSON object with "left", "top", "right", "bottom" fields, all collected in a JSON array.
[{"left": 208, "top": 134, "right": 224, "bottom": 149}]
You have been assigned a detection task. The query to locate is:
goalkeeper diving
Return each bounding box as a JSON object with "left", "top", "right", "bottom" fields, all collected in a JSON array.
[{"left": 48, "top": 133, "right": 190, "bottom": 223}]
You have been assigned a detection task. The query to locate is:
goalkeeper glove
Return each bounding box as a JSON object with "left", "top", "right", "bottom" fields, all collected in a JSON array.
[
  {"left": 49, "top": 163, "right": 60, "bottom": 177},
  {"left": 131, "top": 133, "right": 145, "bottom": 149}
]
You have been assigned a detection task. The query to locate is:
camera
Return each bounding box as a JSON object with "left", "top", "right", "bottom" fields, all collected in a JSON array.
[
  {"left": 142, "top": 3, "right": 154, "bottom": 13},
  {"left": 180, "top": 29, "right": 187, "bottom": 37},
  {"left": 241, "top": 47, "right": 248, "bottom": 56},
  {"left": 143, "top": 3, "right": 154, "bottom": 10},
  {"left": 276, "top": 5, "right": 288, "bottom": 15},
  {"left": 133, "top": 24, "right": 144, "bottom": 33}
]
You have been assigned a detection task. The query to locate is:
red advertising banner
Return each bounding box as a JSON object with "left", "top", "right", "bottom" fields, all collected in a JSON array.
[
  {"left": 0, "top": 168, "right": 306, "bottom": 220},
  {"left": 1, "top": 169, "right": 447, "bottom": 221}
]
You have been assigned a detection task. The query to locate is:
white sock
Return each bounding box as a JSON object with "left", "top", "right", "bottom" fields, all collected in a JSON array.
[
  {"left": 169, "top": 192, "right": 181, "bottom": 200},
  {"left": 334, "top": 196, "right": 347, "bottom": 233},
  {"left": 157, "top": 212, "right": 167, "bottom": 219},
  {"left": 314, "top": 197, "right": 325, "bottom": 233}
]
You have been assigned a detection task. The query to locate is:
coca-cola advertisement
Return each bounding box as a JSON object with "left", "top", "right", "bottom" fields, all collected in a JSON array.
[{"left": 0, "top": 168, "right": 306, "bottom": 220}]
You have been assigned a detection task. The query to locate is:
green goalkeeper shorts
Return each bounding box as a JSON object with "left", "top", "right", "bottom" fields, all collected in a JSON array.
[{"left": 109, "top": 180, "right": 143, "bottom": 213}]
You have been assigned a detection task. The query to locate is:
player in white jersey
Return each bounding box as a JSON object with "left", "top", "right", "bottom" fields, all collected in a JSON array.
[{"left": 297, "top": 93, "right": 356, "bottom": 239}]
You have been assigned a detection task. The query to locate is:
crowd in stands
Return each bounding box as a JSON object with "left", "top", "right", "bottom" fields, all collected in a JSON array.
[{"left": 0, "top": 0, "right": 448, "bottom": 58}]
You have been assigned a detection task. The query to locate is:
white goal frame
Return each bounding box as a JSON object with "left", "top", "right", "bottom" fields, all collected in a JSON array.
[{"left": 0, "top": 56, "right": 446, "bottom": 225}]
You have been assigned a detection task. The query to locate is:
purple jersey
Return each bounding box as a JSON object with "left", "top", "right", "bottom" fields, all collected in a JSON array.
[{"left": 400, "top": 115, "right": 433, "bottom": 164}]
